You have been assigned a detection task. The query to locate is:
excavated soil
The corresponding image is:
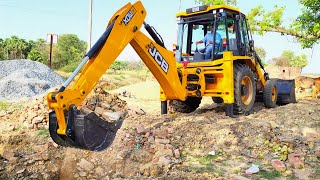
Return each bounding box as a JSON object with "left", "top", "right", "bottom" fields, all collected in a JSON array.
[{"left": 0, "top": 80, "right": 319, "bottom": 179}]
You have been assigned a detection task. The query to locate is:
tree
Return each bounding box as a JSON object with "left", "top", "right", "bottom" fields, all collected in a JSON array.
[
  {"left": 28, "top": 39, "right": 49, "bottom": 64},
  {"left": 110, "top": 61, "right": 128, "bottom": 72},
  {"left": 271, "top": 56, "right": 290, "bottom": 67},
  {"left": 0, "top": 38, "right": 5, "bottom": 60},
  {"left": 281, "top": 50, "right": 308, "bottom": 69},
  {"left": 272, "top": 50, "right": 308, "bottom": 69},
  {"left": 255, "top": 46, "right": 267, "bottom": 65},
  {"left": 293, "top": 0, "right": 320, "bottom": 47},
  {"left": 53, "top": 34, "right": 87, "bottom": 70},
  {"left": 1, "top": 36, "right": 30, "bottom": 59}
]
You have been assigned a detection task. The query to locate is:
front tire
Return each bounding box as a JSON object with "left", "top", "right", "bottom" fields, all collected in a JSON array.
[
  {"left": 170, "top": 97, "right": 202, "bottom": 113},
  {"left": 233, "top": 64, "right": 256, "bottom": 114},
  {"left": 263, "top": 79, "right": 278, "bottom": 108}
]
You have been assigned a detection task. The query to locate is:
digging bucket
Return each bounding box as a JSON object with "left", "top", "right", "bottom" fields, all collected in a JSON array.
[
  {"left": 275, "top": 79, "right": 296, "bottom": 104},
  {"left": 49, "top": 107, "right": 123, "bottom": 151}
]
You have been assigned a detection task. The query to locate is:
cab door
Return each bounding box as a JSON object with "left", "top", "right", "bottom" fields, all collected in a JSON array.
[{"left": 236, "top": 14, "right": 251, "bottom": 56}]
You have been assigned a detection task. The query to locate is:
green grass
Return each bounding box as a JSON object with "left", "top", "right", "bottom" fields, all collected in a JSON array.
[
  {"left": 257, "top": 169, "right": 281, "bottom": 179},
  {"left": 0, "top": 101, "right": 11, "bottom": 111},
  {"left": 181, "top": 153, "right": 222, "bottom": 175},
  {"left": 315, "top": 166, "right": 320, "bottom": 177},
  {"left": 37, "top": 128, "right": 50, "bottom": 138}
]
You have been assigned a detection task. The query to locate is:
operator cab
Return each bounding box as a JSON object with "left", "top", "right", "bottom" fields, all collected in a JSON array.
[{"left": 175, "top": 5, "right": 253, "bottom": 62}]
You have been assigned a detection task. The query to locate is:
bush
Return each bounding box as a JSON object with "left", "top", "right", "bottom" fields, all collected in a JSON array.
[
  {"left": 59, "top": 62, "right": 78, "bottom": 72},
  {"left": 110, "top": 61, "right": 129, "bottom": 71}
]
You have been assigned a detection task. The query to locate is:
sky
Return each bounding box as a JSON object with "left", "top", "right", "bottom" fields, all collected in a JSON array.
[{"left": 0, "top": 0, "right": 319, "bottom": 73}]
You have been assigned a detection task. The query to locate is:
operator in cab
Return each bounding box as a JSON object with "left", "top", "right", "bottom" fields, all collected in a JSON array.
[{"left": 195, "top": 28, "right": 222, "bottom": 59}]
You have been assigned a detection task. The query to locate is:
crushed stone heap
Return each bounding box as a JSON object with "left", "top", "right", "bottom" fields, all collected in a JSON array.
[{"left": 0, "top": 59, "right": 65, "bottom": 101}]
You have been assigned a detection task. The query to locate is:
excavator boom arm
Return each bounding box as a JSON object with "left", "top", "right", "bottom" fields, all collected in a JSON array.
[{"left": 47, "top": 1, "right": 185, "bottom": 151}]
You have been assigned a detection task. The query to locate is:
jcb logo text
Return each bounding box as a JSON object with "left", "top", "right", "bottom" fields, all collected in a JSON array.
[{"left": 148, "top": 43, "right": 169, "bottom": 74}]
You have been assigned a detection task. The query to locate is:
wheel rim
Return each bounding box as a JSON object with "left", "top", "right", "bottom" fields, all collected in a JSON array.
[
  {"left": 241, "top": 76, "right": 253, "bottom": 105},
  {"left": 272, "top": 87, "right": 277, "bottom": 101}
]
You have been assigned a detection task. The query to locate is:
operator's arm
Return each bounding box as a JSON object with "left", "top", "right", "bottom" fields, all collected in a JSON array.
[{"left": 196, "top": 34, "right": 208, "bottom": 45}]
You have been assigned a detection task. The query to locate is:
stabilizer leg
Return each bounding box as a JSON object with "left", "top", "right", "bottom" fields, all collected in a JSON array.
[{"left": 225, "top": 104, "right": 235, "bottom": 118}]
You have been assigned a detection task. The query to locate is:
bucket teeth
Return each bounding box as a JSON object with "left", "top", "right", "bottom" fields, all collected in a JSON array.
[{"left": 49, "top": 111, "right": 123, "bottom": 151}]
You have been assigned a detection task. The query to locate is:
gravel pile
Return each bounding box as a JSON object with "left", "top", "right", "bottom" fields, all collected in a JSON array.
[{"left": 0, "top": 59, "right": 65, "bottom": 101}]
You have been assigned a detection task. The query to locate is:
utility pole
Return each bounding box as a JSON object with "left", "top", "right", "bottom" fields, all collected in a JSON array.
[
  {"left": 47, "top": 33, "right": 58, "bottom": 68},
  {"left": 87, "top": 0, "right": 93, "bottom": 52}
]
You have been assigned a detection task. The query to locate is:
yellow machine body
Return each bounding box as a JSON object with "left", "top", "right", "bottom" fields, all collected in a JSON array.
[{"left": 46, "top": 1, "right": 294, "bottom": 151}]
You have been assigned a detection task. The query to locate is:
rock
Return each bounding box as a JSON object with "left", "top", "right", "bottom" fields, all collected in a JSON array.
[
  {"left": 155, "top": 138, "right": 170, "bottom": 144},
  {"left": 74, "top": 173, "right": 79, "bottom": 178},
  {"left": 271, "top": 159, "right": 286, "bottom": 172},
  {"left": 174, "top": 149, "right": 180, "bottom": 158},
  {"left": 27, "top": 112, "right": 37, "bottom": 123},
  {"left": 136, "top": 125, "right": 146, "bottom": 134},
  {"left": 79, "top": 171, "right": 87, "bottom": 177},
  {"left": 16, "top": 168, "right": 25, "bottom": 174},
  {"left": 145, "top": 131, "right": 151, "bottom": 138},
  {"left": 157, "top": 156, "right": 171, "bottom": 166},
  {"left": 33, "top": 143, "right": 49, "bottom": 152},
  {"left": 81, "top": 107, "right": 93, "bottom": 114},
  {"left": 95, "top": 166, "right": 104, "bottom": 176},
  {"left": 41, "top": 152, "right": 49, "bottom": 160},
  {"left": 154, "top": 130, "right": 167, "bottom": 139},
  {"left": 32, "top": 116, "right": 44, "bottom": 124},
  {"left": 127, "top": 140, "right": 136, "bottom": 147},
  {"left": 155, "top": 148, "right": 173, "bottom": 157},
  {"left": 31, "top": 153, "right": 44, "bottom": 161},
  {"left": 94, "top": 107, "right": 105, "bottom": 116},
  {"left": 48, "top": 164, "right": 59, "bottom": 173},
  {"left": 302, "top": 127, "right": 320, "bottom": 141},
  {"left": 101, "top": 103, "right": 111, "bottom": 109},
  {"left": 101, "top": 113, "right": 112, "bottom": 122},
  {"left": 140, "top": 164, "right": 162, "bottom": 177},
  {"left": 208, "top": 150, "right": 216, "bottom": 156},
  {"left": 78, "top": 158, "right": 95, "bottom": 172},
  {"left": 135, "top": 108, "right": 146, "bottom": 115},
  {"left": 1, "top": 149, "right": 17, "bottom": 164},
  {"left": 52, "top": 142, "right": 59, "bottom": 148},
  {"left": 43, "top": 172, "right": 50, "bottom": 180},
  {"left": 148, "top": 136, "right": 155, "bottom": 143},
  {"left": 102, "top": 112, "right": 121, "bottom": 121},
  {"left": 167, "top": 128, "right": 174, "bottom": 134},
  {"left": 7, "top": 125, "right": 15, "bottom": 131},
  {"left": 288, "top": 153, "right": 304, "bottom": 169}
]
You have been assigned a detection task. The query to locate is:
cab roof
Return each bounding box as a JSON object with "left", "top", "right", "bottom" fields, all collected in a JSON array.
[{"left": 176, "top": 4, "right": 240, "bottom": 17}]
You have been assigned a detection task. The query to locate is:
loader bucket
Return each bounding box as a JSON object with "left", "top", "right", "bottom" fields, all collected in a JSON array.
[
  {"left": 275, "top": 79, "right": 296, "bottom": 104},
  {"left": 49, "top": 110, "right": 123, "bottom": 151}
]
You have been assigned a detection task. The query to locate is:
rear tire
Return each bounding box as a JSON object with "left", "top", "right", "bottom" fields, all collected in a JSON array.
[
  {"left": 212, "top": 97, "right": 223, "bottom": 104},
  {"left": 170, "top": 97, "right": 202, "bottom": 113},
  {"left": 233, "top": 63, "right": 256, "bottom": 114},
  {"left": 263, "top": 79, "right": 278, "bottom": 108}
]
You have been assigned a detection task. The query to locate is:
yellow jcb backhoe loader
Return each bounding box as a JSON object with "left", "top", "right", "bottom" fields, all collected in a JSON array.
[{"left": 47, "top": 1, "right": 296, "bottom": 151}]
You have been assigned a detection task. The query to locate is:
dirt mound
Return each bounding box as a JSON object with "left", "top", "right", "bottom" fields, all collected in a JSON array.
[
  {"left": 0, "top": 60, "right": 65, "bottom": 101},
  {"left": 0, "top": 80, "right": 319, "bottom": 179}
]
